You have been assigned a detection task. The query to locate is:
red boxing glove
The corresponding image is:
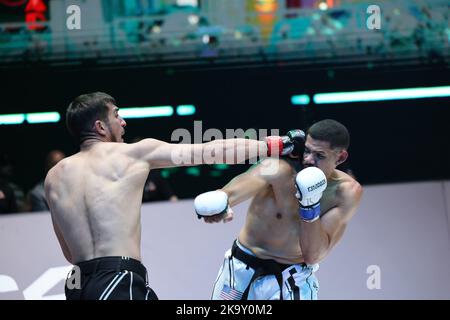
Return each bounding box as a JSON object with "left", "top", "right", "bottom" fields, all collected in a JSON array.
[{"left": 265, "top": 130, "right": 305, "bottom": 157}]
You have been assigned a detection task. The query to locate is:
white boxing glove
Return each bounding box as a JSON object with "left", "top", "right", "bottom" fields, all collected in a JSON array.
[
  {"left": 295, "top": 167, "right": 327, "bottom": 222},
  {"left": 194, "top": 190, "right": 229, "bottom": 220}
]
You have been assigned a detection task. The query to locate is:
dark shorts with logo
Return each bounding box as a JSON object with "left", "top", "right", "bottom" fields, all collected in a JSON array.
[{"left": 65, "top": 256, "right": 158, "bottom": 300}]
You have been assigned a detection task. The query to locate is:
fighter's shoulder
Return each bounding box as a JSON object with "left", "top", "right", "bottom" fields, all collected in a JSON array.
[
  {"left": 121, "top": 138, "right": 163, "bottom": 158},
  {"left": 337, "top": 173, "right": 363, "bottom": 203},
  {"left": 44, "top": 158, "right": 67, "bottom": 189}
]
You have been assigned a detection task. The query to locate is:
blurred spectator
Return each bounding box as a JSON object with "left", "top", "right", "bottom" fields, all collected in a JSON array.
[
  {"left": 0, "top": 153, "right": 25, "bottom": 212},
  {"left": 142, "top": 169, "right": 178, "bottom": 203},
  {"left": 0, "top": 177, "right": 18, "bottom": 214},
  {"left": 27, "top": 150, "right": 65, "bottom": 212}
]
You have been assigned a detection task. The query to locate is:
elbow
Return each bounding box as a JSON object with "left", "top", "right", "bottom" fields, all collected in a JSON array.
[
  {"left": 65, "top": 254, "right": 73, "bottom": 265},
  {"left": 63, "top": 250, "right": 73, "bottom": 264},
  {"left": 303, "top": 254, "right": 322, "bottom": 265},
  {"left": 302, "top": 245, "right": 329, "bottom": 265}
]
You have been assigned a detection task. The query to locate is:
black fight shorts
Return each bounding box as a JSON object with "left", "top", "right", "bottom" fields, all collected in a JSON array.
[{"left": 65, "top": 256, "right": 158, "bottom": 300}]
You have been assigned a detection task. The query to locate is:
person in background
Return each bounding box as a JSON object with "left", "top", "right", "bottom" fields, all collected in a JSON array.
[
  {"left": 0, "top": 153, "right": 22, "bottom": 213},
  {"left": 142, "top": 169, "right": 178, "bottom": 203},
  {"left": 27, "top": 150, "right": 66, "bottom": 212}
]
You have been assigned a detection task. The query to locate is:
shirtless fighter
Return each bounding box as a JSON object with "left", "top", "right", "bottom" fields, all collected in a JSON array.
[{"left": 195, "top": 119, "right": 363, "bottom": 300}]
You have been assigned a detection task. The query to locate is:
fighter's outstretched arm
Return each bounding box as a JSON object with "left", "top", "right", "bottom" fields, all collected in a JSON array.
[
  {"left": 221, "top": 158, "right": 280, "bottom": 207},
  {"left": 127, "top": 130, "right": 304, "bottom": 169},
  {"left": 129, "top": 138, "right": 268, "bottom": 169},
  {"left": 194, "top": 158, "right": 285, "bottom": 223}
]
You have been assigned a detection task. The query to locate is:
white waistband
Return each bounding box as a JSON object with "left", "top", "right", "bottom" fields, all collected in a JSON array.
[
  {"left": 235, "top": 239, "right": 319, "bottom": 272},
  {"left": 236, "top": 239, "right": 256, "bottom": 256}
]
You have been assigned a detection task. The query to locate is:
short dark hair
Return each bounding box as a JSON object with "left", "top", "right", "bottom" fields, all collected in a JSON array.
[
  {"left": 307, "top": 119, "right": 350, "bottom": 150},
  {"left": 66, "top": 92, "right": 115, "bottom": 142}
]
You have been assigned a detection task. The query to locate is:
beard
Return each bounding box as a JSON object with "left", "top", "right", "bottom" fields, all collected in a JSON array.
[{"left": 105, "top": 122, "right": 123, "bottom": 142}]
